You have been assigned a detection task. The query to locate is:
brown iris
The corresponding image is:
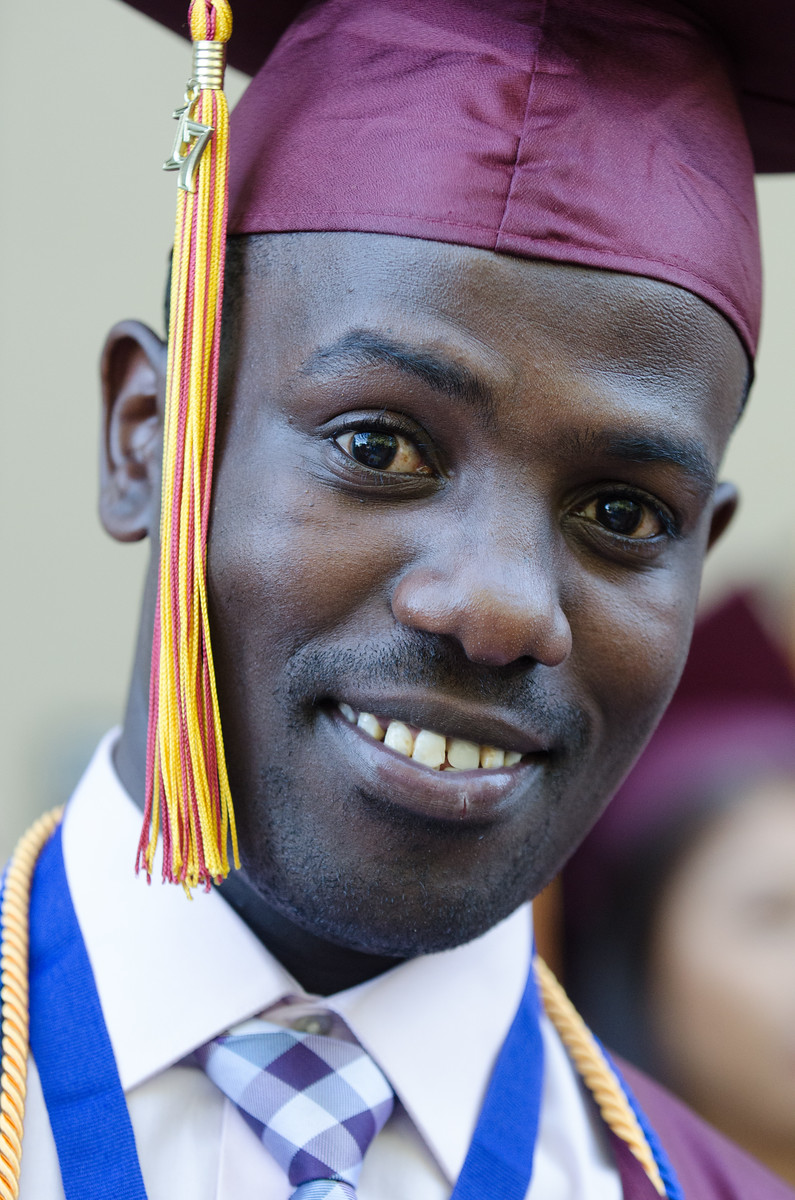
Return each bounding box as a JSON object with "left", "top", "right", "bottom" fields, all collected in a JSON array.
[{"left": 336, "top": 429, "right": 431, "bottom": 474}]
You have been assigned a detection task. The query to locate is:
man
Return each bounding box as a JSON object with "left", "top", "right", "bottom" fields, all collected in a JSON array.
[{"left": 6, "top": 1, "right": 795, "bottom": 1197}]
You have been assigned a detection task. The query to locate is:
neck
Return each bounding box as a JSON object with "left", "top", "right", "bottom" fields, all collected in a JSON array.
[
  {"left": 114, "top": 560, "right": 157, "bottom": 812},
  {"left": 218, "top": 870, "right": 405, "bottom": 995}
]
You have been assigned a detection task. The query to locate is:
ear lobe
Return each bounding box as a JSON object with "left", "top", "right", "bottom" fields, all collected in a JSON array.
[
  {"left": 707, "top": 480, "right": 739, "bottom": 551},
  {"left": 100, "top": 320, "right": 167, "bottom": 543}
]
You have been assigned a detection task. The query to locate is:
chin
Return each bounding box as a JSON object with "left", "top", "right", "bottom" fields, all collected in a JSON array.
[
  {"left": 227, "top": 739, "right": 602, "bottom": 958},
  {"left": 284, "top": 886, "right": 521, "bottom": 958},
  {"left": 235, "top": 816, "right": 535, "bottom": 955}
]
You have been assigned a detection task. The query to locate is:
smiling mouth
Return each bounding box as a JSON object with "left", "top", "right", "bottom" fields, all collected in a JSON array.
[{"left": 337, "top": 702, "right": 526, "bottom": 770}]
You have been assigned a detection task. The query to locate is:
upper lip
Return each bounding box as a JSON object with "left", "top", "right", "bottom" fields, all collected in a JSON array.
[{"left": 327, "top": 690, "right": 553, "bottom": 755}]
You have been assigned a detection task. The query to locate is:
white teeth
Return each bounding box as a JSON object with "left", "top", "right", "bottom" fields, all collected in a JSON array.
[
  {"left": 480, "top": 745, "right": 505, "bottom": 769},
  {"left": 357, "top": 712, "right": 385, "bottom": 741},
  {"left": 340, "top": 703, "right": 526, "bottom": 770},
  {"left": 384, "top": 720, "right": 414, "bottom": 756},
  {"left": 447, "top": 738, "right": 480, "bottom": 770},
  {"left": 412, "top": 729, "right": 446, "bottom": 769}
]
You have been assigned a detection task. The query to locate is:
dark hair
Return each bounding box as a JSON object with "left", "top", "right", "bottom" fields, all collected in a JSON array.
[{"left": 162, "top": 234, "right": 256, "bottom": 339}]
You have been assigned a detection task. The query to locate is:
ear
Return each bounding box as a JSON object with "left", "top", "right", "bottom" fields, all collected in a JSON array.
[
  {"left": 99, "top": 320, "right": 167, "bottom": 542},
  {"left": 706, "top": 480, "right": 739, "bottom": 551}
]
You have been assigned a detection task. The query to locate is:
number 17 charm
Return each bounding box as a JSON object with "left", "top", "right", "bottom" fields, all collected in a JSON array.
[{"left": 163, "top": 81, "right": 214, "bottom": 193}]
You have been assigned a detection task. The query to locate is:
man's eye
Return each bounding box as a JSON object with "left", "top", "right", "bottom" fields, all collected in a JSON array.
[
  {"left": 579, "top": 495, "right": 665, "bottom": 539},
  {"left": 335, "top": 430, "right": 432, "bottom": 474}
]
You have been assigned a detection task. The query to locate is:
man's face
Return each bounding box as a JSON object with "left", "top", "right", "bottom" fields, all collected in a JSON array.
[{"left": 204, "top": 232, "right": 743, "bottom": 957}]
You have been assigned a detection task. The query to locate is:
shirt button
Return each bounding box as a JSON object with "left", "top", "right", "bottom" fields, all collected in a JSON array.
[{"left": 292, "top": 1012, "right": 333, "bottom": 1036}]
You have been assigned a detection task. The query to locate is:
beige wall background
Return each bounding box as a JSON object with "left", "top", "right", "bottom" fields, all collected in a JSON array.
[{"left": 1, "top": 0, "right": 793, "bottom": 863}]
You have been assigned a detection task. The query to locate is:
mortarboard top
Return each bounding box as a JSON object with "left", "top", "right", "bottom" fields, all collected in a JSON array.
[
  {"left": 127, "top": 0, "right": 795, "bottom": 360},
  {"left": 130, "top": 0, "right": 795, "bottom": 177}
]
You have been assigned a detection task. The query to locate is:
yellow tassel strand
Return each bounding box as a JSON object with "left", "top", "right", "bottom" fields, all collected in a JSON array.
[
  {"left": 535, "top": 956, "right": 667, "bottom": 1196},
  {"left": 139, "top": 0, "right": 239, "bottom": 892},
  {"left": 0, "top": 808, "right": 62, "bottom": 1200}
]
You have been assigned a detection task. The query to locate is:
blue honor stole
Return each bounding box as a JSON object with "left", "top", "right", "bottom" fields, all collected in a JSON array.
[{"left": 22, "top": 824, "right": 682, "bottom": 1200}]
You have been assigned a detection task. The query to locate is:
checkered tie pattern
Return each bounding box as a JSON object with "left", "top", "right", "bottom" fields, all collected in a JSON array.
[{"left": 196, "top": 1017, "right": 395, "bottom": 1199}]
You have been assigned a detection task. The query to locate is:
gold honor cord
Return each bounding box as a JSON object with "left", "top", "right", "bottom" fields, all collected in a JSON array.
[
  {"left": 534, "top": 957, "right": 666, "bottom": 1196},
  {"left": 0, "top": 808, "right": 62, "bottom": 1200},
  {"left": 0, "top": 814, "right": 667, "bottom": 1198}
]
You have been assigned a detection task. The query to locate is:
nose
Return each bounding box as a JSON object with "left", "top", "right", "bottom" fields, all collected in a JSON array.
[{"left": 391, "top": 538, "right": 572, "bottom": 668}]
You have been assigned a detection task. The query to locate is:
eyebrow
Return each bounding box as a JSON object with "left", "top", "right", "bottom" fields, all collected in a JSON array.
[
  {"left": 302, "top": 329, "right": 495, "bottom": 416},
  {"left": 580, "top": 431, "right": 717, "bottom": 495},
  {"left": 303, "top": 331, "right": 718, "bottom": 492}
]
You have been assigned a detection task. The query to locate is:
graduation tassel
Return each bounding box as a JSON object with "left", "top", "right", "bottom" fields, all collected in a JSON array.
[{"left": 138, "top": 0, "right": 239, "bottom": 892}]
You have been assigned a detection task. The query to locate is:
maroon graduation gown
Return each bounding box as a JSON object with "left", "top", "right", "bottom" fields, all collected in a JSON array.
[{"left": 612, "top": 1057, "right": 795, "bottom": 1199}]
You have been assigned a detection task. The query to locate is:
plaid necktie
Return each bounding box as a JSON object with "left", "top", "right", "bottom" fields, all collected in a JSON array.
[{"left": 196, "top": 1016, "right": 395, "bottom": 1199}]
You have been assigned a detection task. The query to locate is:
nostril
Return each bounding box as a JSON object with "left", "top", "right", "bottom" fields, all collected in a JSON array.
[{"left": 392, "top": 566, "right": 571, "bottom": 669}]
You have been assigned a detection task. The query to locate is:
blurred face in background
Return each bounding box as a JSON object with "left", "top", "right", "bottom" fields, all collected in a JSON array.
[{"left": 648, "top": 777, "right": 795, "bottom": 1183}]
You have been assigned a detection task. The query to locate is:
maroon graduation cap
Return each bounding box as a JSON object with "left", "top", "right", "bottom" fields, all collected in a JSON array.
[{"left": 127, "top": 0, "right": 795, "bottom": 361}]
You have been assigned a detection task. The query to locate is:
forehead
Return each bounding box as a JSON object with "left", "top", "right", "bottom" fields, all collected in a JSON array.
[{"left": 224, "top": 231, "right": 747, "bottom": 448}]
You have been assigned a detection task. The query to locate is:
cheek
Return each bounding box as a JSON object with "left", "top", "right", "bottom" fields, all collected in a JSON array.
[
  {"left": 564, "top": 562, "right": 701, "bottom": 754},
  {"left": 209, "top": 441, "right": 382, "bottom": 637}
]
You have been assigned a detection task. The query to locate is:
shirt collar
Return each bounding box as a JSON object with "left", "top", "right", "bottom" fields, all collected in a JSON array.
[
  {"left": 63, "top": 731, "right": 531, "bottom": 1184},
  {"left": 329, "top": 905, "right": 531, "bottom": 1180}
]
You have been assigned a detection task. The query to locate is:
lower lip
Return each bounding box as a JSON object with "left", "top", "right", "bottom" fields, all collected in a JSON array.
[{"left": 319, "top": 707, "right": 545, "bottom": 824}]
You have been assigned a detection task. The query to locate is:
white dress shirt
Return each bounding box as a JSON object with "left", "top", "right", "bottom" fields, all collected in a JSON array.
[{"left": 18, "top": 731, "right": 621, "bottom": 1200}]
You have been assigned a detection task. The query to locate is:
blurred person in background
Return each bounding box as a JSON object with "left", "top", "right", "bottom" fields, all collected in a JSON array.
[{"left": 563, "top": 593, "right": 795, "bottom": 1187}]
